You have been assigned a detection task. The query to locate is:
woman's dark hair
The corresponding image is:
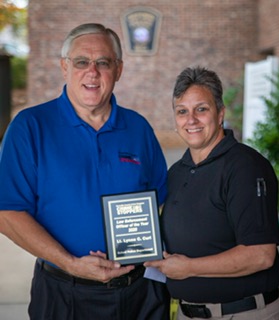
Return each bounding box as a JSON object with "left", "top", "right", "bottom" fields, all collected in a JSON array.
[{"left": 173, "top": 67, "right": 224, "bottom": 112}]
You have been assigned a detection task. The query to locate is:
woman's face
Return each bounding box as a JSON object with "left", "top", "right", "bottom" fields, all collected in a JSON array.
[{"left": 174, "top": 85, "right": 225, "bottom": 160}]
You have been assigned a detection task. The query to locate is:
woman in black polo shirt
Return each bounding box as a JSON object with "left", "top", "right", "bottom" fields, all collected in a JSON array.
[{"left": 145, "top": 67, "right": 279, "bottom": 320}]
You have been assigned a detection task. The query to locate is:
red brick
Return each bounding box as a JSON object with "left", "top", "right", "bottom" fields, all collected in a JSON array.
[{"left": 27, "top": 0, "right": 279, "bottom": 148}]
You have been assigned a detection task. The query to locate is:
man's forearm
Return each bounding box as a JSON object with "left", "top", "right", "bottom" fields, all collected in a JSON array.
[{"left": 0, "top": 210, "right": 74, "bottom": 270}]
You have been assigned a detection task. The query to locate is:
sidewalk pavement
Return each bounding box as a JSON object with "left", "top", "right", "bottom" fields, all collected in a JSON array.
[
  {"left": 0, "top": 235, "right": 34, "bottom": 320},
  {"left": 0, "top": 148, "right": 185, "bottom": 320}
]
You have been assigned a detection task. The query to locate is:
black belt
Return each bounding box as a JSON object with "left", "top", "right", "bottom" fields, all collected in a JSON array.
[
  {"left": 38, "top": 259, "right": 145, "bottom": 288},
  {"left": 180, "top": 288, "right": 279, "bottom": 318}
]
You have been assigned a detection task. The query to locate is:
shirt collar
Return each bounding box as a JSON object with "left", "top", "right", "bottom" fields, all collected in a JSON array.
[
  {"left": 57, "top": 85, "right": 126, "bottom": 131},
  {"left": 181, "top": 129, "right": 238, "bottom": 167}
]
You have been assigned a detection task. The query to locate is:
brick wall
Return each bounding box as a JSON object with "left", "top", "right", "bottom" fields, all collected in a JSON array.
[
  {"left": 27, "top": 0, "right": 266, "bottom": 148},
  {"left": 258, "top": 0, "right": 279, "bottom": 56}
]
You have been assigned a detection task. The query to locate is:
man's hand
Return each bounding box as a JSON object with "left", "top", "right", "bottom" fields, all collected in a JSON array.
[{"left": 66, "top": 250, "right": 135, "bottom": 282}]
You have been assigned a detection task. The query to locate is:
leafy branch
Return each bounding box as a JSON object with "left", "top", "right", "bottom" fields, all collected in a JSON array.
[{"left": 247, "top": 72, "right": 279, "bottom": 178}]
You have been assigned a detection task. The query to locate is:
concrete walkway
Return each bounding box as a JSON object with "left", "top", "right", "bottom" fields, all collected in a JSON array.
[
  {"left": 0, "top": 235, "right": 34, "bottom": 320},
  {"left": 0, "top": 148, "right": 185, "bottom": 320}
]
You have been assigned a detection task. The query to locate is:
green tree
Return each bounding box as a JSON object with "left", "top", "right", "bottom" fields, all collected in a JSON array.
[
  {"left": 11, "top": 56, "right": 27, "bottom": 88},
  {"left": 247, "top": 72, "right": 279, "bottom": 179},
  {"left": 223, "top": 79, "right": 244, "bottom": 141},
  {"left": 0, "top": 1, "right": 28, "bottom": 88},
  {"left": 0, "top": 1, "right": 25, "bottom": 32}
]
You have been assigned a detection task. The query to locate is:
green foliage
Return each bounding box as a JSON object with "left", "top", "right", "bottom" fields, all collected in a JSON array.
[
  {"left": 0, "top": 2, "right": 26, "bottom": 32},
  {"left": 11, "top": 56, "right": 27, "bottom": 89},
  {"left": 223, "top": 80, "right": 244, "bottom": 141},
  {"left": 247, "top": 72, "right": 279, "bottom": 179}
]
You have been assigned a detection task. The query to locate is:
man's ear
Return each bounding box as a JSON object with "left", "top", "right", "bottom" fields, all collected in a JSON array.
[
  {"left": 115, "top": 60, "right": 123, "bottom": 82},
  {"left": 60, "top": 58, "right": 68, "bottom": 79}
]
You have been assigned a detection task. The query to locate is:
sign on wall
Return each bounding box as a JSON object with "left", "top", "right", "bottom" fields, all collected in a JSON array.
[
  {"left": 243, "top": 56, "right": 279, "bottom": 141},
  {"left": 121, "top": 6, "right": 162, "bottom": 56}
]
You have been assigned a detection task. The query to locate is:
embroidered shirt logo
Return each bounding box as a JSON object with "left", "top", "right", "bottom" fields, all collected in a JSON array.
[{"left": 119, "top": 152, "right": 141, "bottom": 165}]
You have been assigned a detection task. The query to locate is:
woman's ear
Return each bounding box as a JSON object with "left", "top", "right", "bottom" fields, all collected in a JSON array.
[{"left": 219, "top": 106, "right": 225, "bottom": 126}]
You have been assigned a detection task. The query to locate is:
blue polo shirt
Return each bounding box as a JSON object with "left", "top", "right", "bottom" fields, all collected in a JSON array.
[{"left": 0, "top": 86, "right": 167, "bottom": 257}]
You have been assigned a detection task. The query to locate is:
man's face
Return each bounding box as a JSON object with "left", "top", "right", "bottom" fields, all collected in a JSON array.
[
  {"left": 173, "top": 85, "right": 225, "bottom": 157},
  {"left": 61, "top": 33, "right": 123, "bottom": 113}
]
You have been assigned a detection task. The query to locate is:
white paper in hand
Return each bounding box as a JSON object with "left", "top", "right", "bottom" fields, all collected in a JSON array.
[{"left": 144, "top": 267, "right": 166, "bottom": 283}]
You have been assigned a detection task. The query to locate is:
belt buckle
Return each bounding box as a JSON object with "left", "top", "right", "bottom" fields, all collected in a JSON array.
[
  {"left": 201, "top": 307, "right": 212, "bottom": 319},
  {"left": 106, "top": 268, "right": 141, "bottom": 288},
  {"left": 107, "top": 276, "right": 127, "bottom": 288},
  {"left": 181, "top": 304, "right": 212, "bottom": 319}
]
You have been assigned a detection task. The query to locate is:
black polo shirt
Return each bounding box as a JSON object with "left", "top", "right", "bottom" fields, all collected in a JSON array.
[{"left": 161, "top": 129, "right": 279, "bottom": 303}]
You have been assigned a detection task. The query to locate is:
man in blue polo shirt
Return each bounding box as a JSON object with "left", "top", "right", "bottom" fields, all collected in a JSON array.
[{"left": 0, "top": 23, "right": 170, "bottom": 319}]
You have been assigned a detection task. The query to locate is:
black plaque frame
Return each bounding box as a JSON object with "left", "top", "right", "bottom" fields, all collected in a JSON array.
[{"left": 101, "top": 190, "right": 162, "bottom": 265}]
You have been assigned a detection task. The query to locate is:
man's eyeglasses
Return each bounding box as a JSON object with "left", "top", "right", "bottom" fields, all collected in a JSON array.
[{"left": 65, "top": 57, "right": 119, "bottom": 70}]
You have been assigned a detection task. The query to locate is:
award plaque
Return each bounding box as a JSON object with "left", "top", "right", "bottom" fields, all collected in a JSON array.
[{"left": 101, "top": 190, "right": 162, "bottom": 265}]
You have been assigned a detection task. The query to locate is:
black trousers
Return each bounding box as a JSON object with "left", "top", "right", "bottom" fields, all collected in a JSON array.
[{"left": 28, "top": 261, "right": 170, "bottom": 320}]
